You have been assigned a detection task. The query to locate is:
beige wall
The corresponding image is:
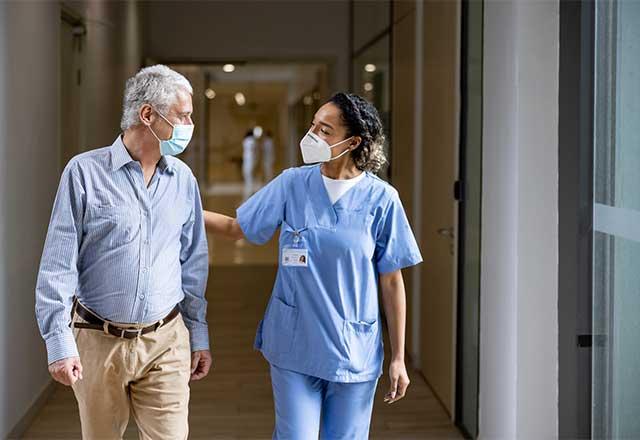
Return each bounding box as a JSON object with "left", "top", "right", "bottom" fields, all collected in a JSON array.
[
  {"left": 391, "top": 0, "right": 460, "bottom": 417},
  {"left": 391, "top": 0, "right": 418, "bottom": 363},
  {"left": 63, "top": 0, "right": 144, "bottom": 152},
  {"left": 0, "top": 1, "right": 142, "bottom": 436},
  {"left": 419, "top": 0, "right": 460, "bottom": 416},
  {"left": 0, "top": 3, "right": 59, "bottom": 437}
]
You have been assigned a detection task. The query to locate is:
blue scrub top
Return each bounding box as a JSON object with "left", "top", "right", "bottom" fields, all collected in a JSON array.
[{"left": 237, "top": 164, "right": 422, "bottom": 383}]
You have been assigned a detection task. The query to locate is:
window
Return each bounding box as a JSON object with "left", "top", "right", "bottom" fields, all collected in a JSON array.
[{"left": 592, "top": 1, "right": 640, "bottom": 437}]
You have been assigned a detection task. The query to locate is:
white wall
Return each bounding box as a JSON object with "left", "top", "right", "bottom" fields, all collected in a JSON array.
[
  {"left": 0, "top": 2, "right": 60, "bottom": 438},
  {"left": 142, "top": 0, "right": 350, "bottom": 92},
  {"left": 480, "top": 2, "right": 519, "bottom": 435},
  {"left": 514, "top": 1, "right": 559, "bottom": 437},
  {"left": 480, "top": 1, "right": 559, "bottom": 439},
  {"left": 0, "top": 1, "right": 142, "bottom": 436}
]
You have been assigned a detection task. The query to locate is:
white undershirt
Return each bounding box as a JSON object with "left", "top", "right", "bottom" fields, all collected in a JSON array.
[{"left": 321, "top": 171, "right": 366, "bottom": 205}]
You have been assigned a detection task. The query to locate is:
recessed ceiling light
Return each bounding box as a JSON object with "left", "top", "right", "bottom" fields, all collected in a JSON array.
[
  {"left": 223, "top": 64, "right": 236, "bottom": 73},
  {"left": 364, "top": 82, "right": 374, "bottom": 92},
  {"left": 204, "top": 88, "right": 216, "bottom": 99},
  {"left": 364, "top": 64, "right": 376, "bottom": 73},
  {"left": 235, "top": 92, "right": 246, "bottom": 106}
]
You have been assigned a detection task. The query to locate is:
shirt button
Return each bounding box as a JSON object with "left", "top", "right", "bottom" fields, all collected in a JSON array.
[
  {"left": 142, "top": 267, "right": 147, "bottom": 273},
  {"left": 139, "top": 294, "right": 145, "bottom": 300},
  {"left": 144, "top": 239, "right": 150, "bottom": 245}
]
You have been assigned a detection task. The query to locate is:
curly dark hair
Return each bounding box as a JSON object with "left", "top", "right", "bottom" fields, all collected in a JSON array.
[{"left": 328, "top": 92, "right": 387, "bottom": 173}]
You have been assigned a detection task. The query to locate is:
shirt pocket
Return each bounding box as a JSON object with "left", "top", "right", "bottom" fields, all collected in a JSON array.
[
  {"left": 86, "top": 204, "right": 139, "bottom": 248},
  {"left": 161, "top": 199, "right": 190, "bottom": 231}
]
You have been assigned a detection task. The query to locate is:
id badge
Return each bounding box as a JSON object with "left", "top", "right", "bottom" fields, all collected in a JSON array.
[{"left": 282, "top": 248, "right": 309, "bottom": 267}]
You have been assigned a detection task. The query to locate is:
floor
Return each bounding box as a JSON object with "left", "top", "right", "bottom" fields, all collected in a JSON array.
[{"left": 20, "top": 189, "right": 462, "bottom": 439}]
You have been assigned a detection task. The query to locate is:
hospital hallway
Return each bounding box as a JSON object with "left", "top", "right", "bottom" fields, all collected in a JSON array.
[
  {"left": 20, "top": 191, "right": 463, "bottom": 439},
  {"left": 3, "top": 0, "right": 628, "bottom": 439}
]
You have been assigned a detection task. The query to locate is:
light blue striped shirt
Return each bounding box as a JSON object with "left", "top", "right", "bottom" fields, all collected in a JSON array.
[{"left": 35, "top": 136, "right": 210, "bottom": 364}]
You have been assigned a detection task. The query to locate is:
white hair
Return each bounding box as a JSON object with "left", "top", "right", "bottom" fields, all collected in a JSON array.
[{"left": 120, "top": 64, "right": 193, "bottom": 131}]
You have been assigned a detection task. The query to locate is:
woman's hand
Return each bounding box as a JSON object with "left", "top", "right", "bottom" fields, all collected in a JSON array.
[
  {"left": 384, "top": 358, "right": 410, "bottom": 404},
  {"left": 203, "top": 210, "right": 244, "bottom": 240}
]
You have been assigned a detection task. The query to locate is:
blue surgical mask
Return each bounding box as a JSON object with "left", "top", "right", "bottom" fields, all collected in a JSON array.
[{"left": 148, "top": 108, "right": 194, "bottom": 156}]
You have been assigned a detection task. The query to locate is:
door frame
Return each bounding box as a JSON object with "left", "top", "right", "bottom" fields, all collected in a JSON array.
[
  {"left": 558, "top": 0, "right": 595, "bottom": 438},
  {"left": 454, "top": 0, "right": 483, "bottom": 437}
]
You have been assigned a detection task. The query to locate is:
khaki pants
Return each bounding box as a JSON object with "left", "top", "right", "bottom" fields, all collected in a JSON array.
[{"left": 71, "top": 311, "right": 191, "bottom": 440}]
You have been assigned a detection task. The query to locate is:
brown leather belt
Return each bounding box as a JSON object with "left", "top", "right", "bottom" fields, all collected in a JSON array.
[{"left": 70, "top": 297, "right": 180, "bottom": 339}]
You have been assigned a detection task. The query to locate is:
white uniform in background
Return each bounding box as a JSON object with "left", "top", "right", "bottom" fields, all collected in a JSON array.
[
  {"left": 262, "top": 135, "right": 275, "bottom": 183},
  {"left": 242, "top": 135, "right": 256, "bottom": 200}
]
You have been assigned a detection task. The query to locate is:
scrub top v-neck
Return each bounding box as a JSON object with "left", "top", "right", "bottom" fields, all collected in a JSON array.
[{"left": 237, "top": 164, "right": 422, "bottom": 383}]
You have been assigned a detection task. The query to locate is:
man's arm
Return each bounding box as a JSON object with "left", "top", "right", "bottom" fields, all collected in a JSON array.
[
  {"left": 35, "top": 160, "right": 85, "bottom": 384},
  {"left": 179, "top": 174, "right": 211, "bottom": 380}
]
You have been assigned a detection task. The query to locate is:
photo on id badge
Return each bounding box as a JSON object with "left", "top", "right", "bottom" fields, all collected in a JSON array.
[{"left": 282, "top": 247, "right": 308, "bottom": 267}]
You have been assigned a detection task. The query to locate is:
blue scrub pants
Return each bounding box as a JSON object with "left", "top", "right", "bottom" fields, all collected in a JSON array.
[{"left": 269, "top": 363, "right": 378, "bottom": 439}]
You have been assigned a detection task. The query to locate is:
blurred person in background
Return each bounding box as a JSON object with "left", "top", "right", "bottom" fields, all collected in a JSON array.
[
  {"left": 262, "top": 129, "right": 275, "bottom": 182},
  {"left": 242, "top": 128, "right": 257, "bottom": 200}
]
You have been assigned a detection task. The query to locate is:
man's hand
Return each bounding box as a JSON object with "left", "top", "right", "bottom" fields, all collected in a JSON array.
[
  {"left": 384, "top": 359, "right": 410, "bottom": 404},
  {"left": 190, "top": 350, "right": 212, "bottom": 381},
  {"left": 48, "top": 356, "right": 83, "bottom": 386}
]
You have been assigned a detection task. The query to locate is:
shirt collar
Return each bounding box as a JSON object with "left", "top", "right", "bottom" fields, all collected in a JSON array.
[
  {"left": 110, "top": 135, "right": 175, "bottom": 174},
  {"left": 110, "top": 136, "right": 134, "bottom": 172},
  {"left": 158, "top": 155, "right": 175, "bottom": 174}
]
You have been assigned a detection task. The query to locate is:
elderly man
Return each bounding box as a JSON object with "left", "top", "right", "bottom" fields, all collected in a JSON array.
[{"left": 35, "top": 65, "right": 211, "bottom": 439}]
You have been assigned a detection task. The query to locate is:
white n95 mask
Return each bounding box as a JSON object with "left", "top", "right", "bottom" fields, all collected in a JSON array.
[{"left": 299, "top": 131, "right": 354, "bottom": 164}]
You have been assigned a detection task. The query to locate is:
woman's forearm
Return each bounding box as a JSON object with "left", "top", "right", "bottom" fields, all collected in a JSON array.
[
  {"left": 203, "top": 210, "right": 245, "bottom": 241},
  {"left": 380, "top": 270, "right": 407, "bottom": 362}
]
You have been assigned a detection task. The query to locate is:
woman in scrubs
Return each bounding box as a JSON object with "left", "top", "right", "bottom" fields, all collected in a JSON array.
[{"left": 203, "top": 93, "right": 422, "bottom": 439}]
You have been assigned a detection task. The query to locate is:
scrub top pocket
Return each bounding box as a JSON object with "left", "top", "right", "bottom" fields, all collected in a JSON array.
[
  {"left": 343, "top": 319, "right": 379, "bottom": 374},
  {"left": 262, "top": 296, "right": 299, "bottom": 354},
  {"left": 336, "top": 209, "right": 375, "bottom": 229}
]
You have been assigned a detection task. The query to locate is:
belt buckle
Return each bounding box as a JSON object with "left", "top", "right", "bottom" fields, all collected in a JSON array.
[
  {"left": 124, "top": 327, "right": 143, "bottom": 339},
  {"left": 103, "top": 321, "right": 144, "bottom": 339}
]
